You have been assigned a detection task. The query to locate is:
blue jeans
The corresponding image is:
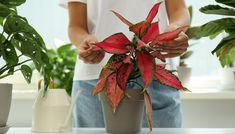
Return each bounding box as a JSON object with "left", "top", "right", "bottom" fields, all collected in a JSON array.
[{"left": 72, "top": 78, "right": 182, "bottom": 128}]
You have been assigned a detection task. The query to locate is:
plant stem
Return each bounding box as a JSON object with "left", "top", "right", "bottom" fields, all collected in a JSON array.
[{"left": 0, "top": 59, "right": 32, "bottom": 76}]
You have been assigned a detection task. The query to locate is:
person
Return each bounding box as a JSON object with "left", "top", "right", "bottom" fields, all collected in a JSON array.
[{"left": 60, "top": 0, "right": 190, "bottom": 128}]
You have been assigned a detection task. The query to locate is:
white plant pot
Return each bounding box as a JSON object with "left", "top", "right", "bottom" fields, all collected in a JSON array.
[
  {"left": 0, "top": 84, "right": 12, "bottom": 127},
  {"left": 177, "top": 67, "right": 192, "bottom": 85},
  {"left": 219, "top": 68, "right": 235, "bottom": 90},
  {"left": 32, "top": 89, "right": 72, "bottom": 133}
]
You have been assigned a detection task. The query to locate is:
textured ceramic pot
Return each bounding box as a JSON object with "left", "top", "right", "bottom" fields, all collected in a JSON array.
[
  {"left": 0, "top": 83, "right": 12, "bottom": 127},
  {"left": 100, "top": 89, "right": 144, "bottom": 134}
]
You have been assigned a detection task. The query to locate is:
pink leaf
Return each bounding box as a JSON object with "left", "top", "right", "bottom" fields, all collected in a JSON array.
[
  {"left": 150, "top": 26, "right": 188, "bottom": 47},
  {"left": 117, "top": 63, "right": 134, "bottom": 90},
  {"left": 142, "top": 22, "right": 159, "bottom": 43},
  {"left": 136, "top": 51, "right": 155, "bottom": 87},
  {"left": 154, "top": 65, "right": 184, "bottom": 90},
  {"left": 112, "top": 11, "right": 133, "bottom": 27},
  {"left": 92, "top": 67, "right": 113, "bottom": 96},
  {"left": 129, "top": 21, "right": 150, "bottom": 37},
  {"left": 106, "top": 73, "right": 124, "bottom": 111},
  {"left": 144, "top": 91, "right": 153, "bottom": 132},
  {"left": 137, "top": 39, "right": 146, "bottom": 49},
  {"left": 146, "top": 2, "right": 162, "bottom": 23},
  {"left": 95, "top": 33, "right": 130, "bottom": 54}
]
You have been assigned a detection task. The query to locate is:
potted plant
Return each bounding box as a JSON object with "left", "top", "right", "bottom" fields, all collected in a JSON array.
[
  {"left": 91, "top": 2, "right": 188, "bottom": 133},
  {"left": 197, "top": 0, "right": 235, "bottom": 89},
  {"left": 34, "top": 44, "right": 76, "bottom": 95},
  {"left": 0, "top": 0, "right": 51, "bottom": 132}
]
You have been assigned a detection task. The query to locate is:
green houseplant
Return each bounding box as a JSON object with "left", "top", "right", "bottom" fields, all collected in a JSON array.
[
  {"left": 197, "top": 0, "right": 235, "bottom": 87},
  {"left": 91, "top": 2, "right": 188, "bottom": 133},
  {"left": 0, "top": 0, "right": 51, "bottom": 129},
  {"left": 44, "top": 44, "right": 76, "bottom": 95}
]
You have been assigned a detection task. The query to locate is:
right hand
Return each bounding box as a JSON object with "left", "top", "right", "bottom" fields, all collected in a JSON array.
[{"left": 77, "top": 35, "right": 105, "bottom": 64}]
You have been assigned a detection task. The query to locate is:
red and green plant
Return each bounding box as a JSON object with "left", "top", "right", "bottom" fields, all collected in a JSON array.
[{"left": 92, "top": 2, "right": 188, "bottom": 131}]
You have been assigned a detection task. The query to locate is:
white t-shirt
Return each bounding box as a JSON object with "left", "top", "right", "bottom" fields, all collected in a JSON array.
[{"left": 60, "top": 0, "right": 177, "bottom": 81}]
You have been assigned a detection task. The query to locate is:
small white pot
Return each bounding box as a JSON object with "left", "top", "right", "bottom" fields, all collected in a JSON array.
[
  {"left": 219, "top": 68, "right": 235, "bottom": 89},
  {"left": 32, "top": 89, "right": 72, "bottom": 133},
  {"left": 177, "top": 66, "right": 192, "bottom": 85}
]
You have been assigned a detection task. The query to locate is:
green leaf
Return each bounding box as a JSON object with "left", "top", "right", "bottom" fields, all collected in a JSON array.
[
  {"left": 2, "top": 41, "right": 18, "bottom": 66},
  {"left": 219, "top": 46, "right": 235, "bottom": 67},
  {"left": 180, "top": 51, "right": 193, "bottom": 60},
  {"left": 188, "top": 6, "right": 193, "bottom": 25},
  {"left": 198, "top": 18, "right": 235, "bottom": 37},
  {"left": 0, "top": 0, "right": 26, "bottom": 7},
  {"left": 0, "top": 3, "right": 12, "bottom": 17},
  {"left": 186, "top": 26, "right": 201, "bottom": 39},
  {"left": 212, "top": 35, "right": 235, "bottom": 54},
  {"left": 200, "top": 5, "right": 235, "bottom": 16},
  {"left": 215, "top": 0, "right": 235, "bottom": 8},
  {"left": 21, "top": 65, "right": 32, "bottom": 84}
]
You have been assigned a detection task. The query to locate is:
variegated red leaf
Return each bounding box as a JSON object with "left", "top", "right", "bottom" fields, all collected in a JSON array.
[
  {"left": 117, "top": 63, "right": 134, "bottom": 90},
  {"left": 151, "top": 51, "right": 165, "bottom": 62},
  {"left": 144, "top": 91, "right": 153, "bottom": 132},
  {"left": 142, "top": 22, "right": 159, "bottom": 43},
  {"left": 130, "top": 21, "right": 150, "bottom": 37},
  {"left": 136, "top": 51, "right": 155, "bottom": 87},
  {"left": 106, "top": 73, "right": 124, "bottom": 112},
  {"left": 150, "top": 26, "right": 188, "bottom": 47},
  {"left": 92, "top": 67, "right": 113, "bottom": 96},
  {"left": 137, "top": 39, "right": 146, "bottom": 49},
  {"left": 154, "top": 65, "right": 183, "bottom": 90},
  {"left": 112, "top": 11, "right": 133, "bottom": 27},
  {"left": 146, "top": 2, "right": 162, "bottom": 23},
  {"left": 123, "top": 47, "right": 134, "bottom": 63},
  {"left": 95, "top": 33, "right": 130, "bottom": 54}
]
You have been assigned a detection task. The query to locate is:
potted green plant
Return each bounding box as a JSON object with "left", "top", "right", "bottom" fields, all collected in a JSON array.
[
  {"left": 34, "top": 44, "right": 76, "bottom": 95},
  {"left": 91, "top": 2, "right": 188, "bottom": 133},
  {"left": 197, "top": 0, "right": 235, "bottom": 89},
  {"left": 0, "top": 0, "right": 51, "bottom": 132}
]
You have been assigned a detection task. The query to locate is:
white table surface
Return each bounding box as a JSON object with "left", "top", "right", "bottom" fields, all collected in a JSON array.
[{"left": 6, "top": 128, "right": 235, "bottom": 134}]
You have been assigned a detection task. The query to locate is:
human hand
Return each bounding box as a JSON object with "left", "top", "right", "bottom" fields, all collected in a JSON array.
[
  {"left": 77, "top": 35, "right": 105, "bottom": 64},
  {"left": 158, "top": 24, "right": 189, "bottom": 58}
]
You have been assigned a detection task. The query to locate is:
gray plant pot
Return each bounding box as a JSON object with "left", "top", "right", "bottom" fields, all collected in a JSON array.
[
  {"left": 0, "top": 83, "right": 12, "bottom": 127},
  {"left": 100, "top": 89, "right": 144, "bottom": 134}
]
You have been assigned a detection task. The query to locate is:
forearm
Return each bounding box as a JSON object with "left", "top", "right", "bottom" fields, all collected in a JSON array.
[
  {"left": 68, "top": 26, "right": 89, "bottom": 48},
  {"left": 165, "top": 0, "right": 190, "bottom": 28}
]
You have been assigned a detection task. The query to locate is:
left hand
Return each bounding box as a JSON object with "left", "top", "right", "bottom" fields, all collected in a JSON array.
[{"left": 159, "top": 24, "right": 189, "bottom": 58}]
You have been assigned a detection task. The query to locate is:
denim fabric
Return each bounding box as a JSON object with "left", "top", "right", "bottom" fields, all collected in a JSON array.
[{"left": 72, "top": 77, "right": 182, "bottom": 128}]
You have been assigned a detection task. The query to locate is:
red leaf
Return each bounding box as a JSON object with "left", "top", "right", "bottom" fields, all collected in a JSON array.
[
  {"left": 92, "top": 67, "right": 113, "bottom": 96},
  {"left": 136, "top": 51, "right": 155, "bottom": 87},
  {"left": 137, "top": 39, "right": 146, "bottom": 49},
  {"left": 117, "top": 63, "right": 134, "bottom": 90},
  {"left": 123, "top": 47, "right": 134, "bottom": 63},
  {"left": 150, "top": 26, "right": 188, "bottom": 47},
  {"left": 142, "top": 22, "right": 159, "bottom": 43},
  {"left": 146, "top": 2, "right": 162, "bottom": 23},
  {"left": 154, "top": 65, "right": 184, "bottom": 90},
  {"left": 151, "top": 51, "right": 165, "bottom": 62},
  {"left": 95, "top": 33, "right": 130, "bottom": 54},
  {"left": 129, "top": 21, "right": 150, "bottom": 36},
  {"left": 144, "top": 91, "right": 153, "bottom": 132},
  {"left": 112, "top": 11, "right": 133, "bottom": 27},
  {"left": 106, "top": 73, "right": 124, "bottom": 111}
]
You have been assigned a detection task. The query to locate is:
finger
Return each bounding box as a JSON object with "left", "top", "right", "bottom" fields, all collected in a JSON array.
[
  {"left": 83, "top": 51, "right": 102, "bottom": 63},
  {"left": 160, "top": 43, "right": 189, "bottom": 50}
]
